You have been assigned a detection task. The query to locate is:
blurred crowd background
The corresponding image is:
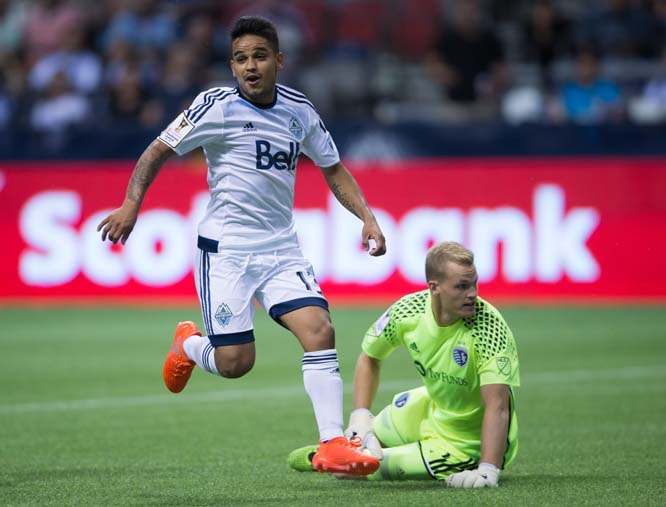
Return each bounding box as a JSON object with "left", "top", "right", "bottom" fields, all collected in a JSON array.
[{"left": 2, "top": 0, "right": 666, "bottom": 158}]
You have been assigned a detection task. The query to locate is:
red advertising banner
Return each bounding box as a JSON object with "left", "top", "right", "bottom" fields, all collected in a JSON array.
[{"left": 1, "top": 158, "right": 665, "bottom": 304}]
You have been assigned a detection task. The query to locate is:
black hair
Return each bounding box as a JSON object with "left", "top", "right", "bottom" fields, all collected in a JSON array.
[{"left": 231, "top": 16, "right": 280, "bottom": 53}]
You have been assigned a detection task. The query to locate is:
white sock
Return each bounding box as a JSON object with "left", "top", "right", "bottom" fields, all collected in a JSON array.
[
  {"left": 183, "top": 335, "right": 219, "bottom": 376},
  {"left": 302, "top": 349, "right": 344, "bottom": 442}
]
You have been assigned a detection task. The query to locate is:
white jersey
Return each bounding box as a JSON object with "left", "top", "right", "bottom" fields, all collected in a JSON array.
[{"left": 158, "top": 84, "right": 340, "bottom": 252}]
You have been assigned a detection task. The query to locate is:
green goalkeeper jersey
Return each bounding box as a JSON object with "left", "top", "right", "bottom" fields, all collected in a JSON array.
[{"left": 362, "top": 290, "right": 520, "bottom": 464}]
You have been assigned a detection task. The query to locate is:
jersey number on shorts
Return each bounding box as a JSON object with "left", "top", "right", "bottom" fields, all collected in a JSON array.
[{"left": 297, "top": 270, "right": 323, "bottom": 295}]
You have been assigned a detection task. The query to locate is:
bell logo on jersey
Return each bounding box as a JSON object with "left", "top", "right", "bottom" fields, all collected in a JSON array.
[{"left": 255, "top": 140, "right": 300, "bottom": 171}]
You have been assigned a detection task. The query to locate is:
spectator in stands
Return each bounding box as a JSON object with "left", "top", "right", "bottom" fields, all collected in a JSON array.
[
  {"left": 628, "top": 44, "right": 666, "bottom": 123},
  {"left": 575, "top": 0, "right": 655, "bottom": 58},
  {"left": 295, "top": 0, "right": 385, "bottom": 119},
  {"left": 557, "top": 46, "right": 624, "bottom": 124},
  {"left": 426, "top": 0, "right": 508, "bottom": 121},
  {"left": 182, "top": 12, "right": 226, "bottom": 70},
  {"left": 327, "top": 0, "right": 384, "bottom": 56},
  {"left": 102, "top": 0, "right": 177, "bottom": 51},
  {"left": 4, "top": 0, "right": 665, "bottom": 157},
  {"left": 522, "top": 0, "right": 573, "bottom": 87},
  {"left": 0, "top": 66, "right": 12, "bottom": 128},
  {"left": 0, "top": 0, "right": 27, "bottom": 54},
  {"left": 149, "top": 42, "right": 201, "bottom": 124},
  {"left": 642, "top": 44, "right": 666, "bottom": 105},
  {"left": 29, "top": 69, "right": 90, "bottom": 133},
  {"left": 386, "top": 0, "right": 440, "bottom": 61},
  {"left": 0, "top": 46, "right": 24, "bottom": 122},
  {"left": 650, "top": 0, "right": 666, "bottom": 46},
  {"left": 28, "top": 25, "right": 102, "bottom": 94},
  {"left": 23, "top": 0, "right": 84, "bottom": 64},
  {"left": 103, "top": 38, "right": 158, "bottom": 91},
  {"left": 105, "top": 64, "right": 156, "bottom": 128}
]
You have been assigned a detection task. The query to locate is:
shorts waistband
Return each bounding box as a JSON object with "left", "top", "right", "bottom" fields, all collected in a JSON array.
[
  {"left": 197, "top": 235, "right": 219, "bottom": 253},
  {"left": 197, "top": 235, "right": 303, "bottom": 255}
]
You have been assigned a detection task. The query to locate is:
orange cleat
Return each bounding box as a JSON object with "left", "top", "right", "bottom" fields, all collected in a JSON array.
[
  {"left": 163, "top": 321, "right": 201, "bottom": 393},
  {"left": 311, "top": 436, "right": 380, "bottom": 476}
]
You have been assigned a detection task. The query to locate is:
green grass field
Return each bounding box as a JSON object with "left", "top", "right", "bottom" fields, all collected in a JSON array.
[{"left": 2, "top": 304, "right": 665, "bottom": 506}]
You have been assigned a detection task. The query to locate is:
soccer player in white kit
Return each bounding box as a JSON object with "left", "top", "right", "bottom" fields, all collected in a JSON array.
[{"left": 97, "top": 16, "right": 386, "bottom": 476}]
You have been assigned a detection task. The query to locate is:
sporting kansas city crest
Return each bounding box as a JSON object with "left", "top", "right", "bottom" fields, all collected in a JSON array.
[
  {"left": 394, "top": 392, "right": 409, "bottom": 408},
  {"left": 452, "top": 346, "right": 468, "bottom": 367},
  {"left": 288, "top": 116, "right": 304, "bottom": 140}
]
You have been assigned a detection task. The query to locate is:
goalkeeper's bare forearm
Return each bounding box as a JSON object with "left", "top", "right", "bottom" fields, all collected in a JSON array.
[
  {"left": 479, "top": 383, "right": 511, "bottom": 468},
  {"left": 353, "top": 352, "right": 382, "bottom": 410}
]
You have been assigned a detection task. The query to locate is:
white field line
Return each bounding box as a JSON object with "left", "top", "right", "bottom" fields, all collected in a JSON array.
[{"left": 2, "top": 365, "right": 665, "bottom": 415}]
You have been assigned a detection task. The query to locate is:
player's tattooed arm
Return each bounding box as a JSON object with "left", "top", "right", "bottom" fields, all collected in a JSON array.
[
  {"left": 98, "top": 140, "right": 176, "bottom": 244},
  {"left": 125, "top": 140, "right": 176, "bottom": 204},
  {"left": 328, "top": 180, "right": 357, "bottom": 217},
  {"left": 320, "top": 162, "right": 372, "bottom": 219},
  {"left": 320, "top": 162, "right": 387, "bottom": 256}
]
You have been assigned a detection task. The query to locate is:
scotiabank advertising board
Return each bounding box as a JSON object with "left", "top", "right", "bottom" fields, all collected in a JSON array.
[{"left": 2, "top": 158, "right": 665, "bottom": 304}]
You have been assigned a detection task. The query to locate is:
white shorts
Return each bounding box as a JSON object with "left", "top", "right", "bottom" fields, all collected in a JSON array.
[{"left": 194, "top": 235, "right": 328, "bottom": 346}]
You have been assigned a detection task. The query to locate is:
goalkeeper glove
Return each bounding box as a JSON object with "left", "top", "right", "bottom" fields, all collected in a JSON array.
[
  {"left": 446, "top": 463, "right": 500, "bottom": 488},
  {"left": 344, "top": 408, "right": 383, "bottom": 459}
]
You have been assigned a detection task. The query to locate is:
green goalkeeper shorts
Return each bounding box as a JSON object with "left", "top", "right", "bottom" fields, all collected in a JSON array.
[{"left": 370, "top": 387, "right": 478, "bottom": 481}]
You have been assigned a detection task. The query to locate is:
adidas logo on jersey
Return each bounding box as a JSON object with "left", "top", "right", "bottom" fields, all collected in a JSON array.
[{"left": 243, "top": 122, "right": 257, "bottom": 132}]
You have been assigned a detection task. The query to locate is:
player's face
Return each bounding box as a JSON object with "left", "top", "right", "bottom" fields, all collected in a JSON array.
[
  {"left": 230, "top": 34, "right": 283, "bottom": 104},
  {"left": 430, "top": 262, "right": 478, "bottom": 325}
]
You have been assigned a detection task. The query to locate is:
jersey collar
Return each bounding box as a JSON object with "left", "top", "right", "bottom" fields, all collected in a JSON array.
[{"left": 236, "top": 86, "right": 277, "bottom": 109}]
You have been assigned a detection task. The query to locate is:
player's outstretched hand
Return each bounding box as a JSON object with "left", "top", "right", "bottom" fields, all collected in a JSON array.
[
  {"left": 446, "top": 463, "right": 499, "bottom": 488},
  {"left": 97, "top": 201, "right": 140, "bottom": 245},
  {"left": 362, "top": 221, "right": 386, "bottom": 257}
]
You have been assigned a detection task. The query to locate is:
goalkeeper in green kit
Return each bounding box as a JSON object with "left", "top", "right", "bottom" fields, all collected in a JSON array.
[{"left": 288, "top": 242, "right": 519, "bottom": 487}]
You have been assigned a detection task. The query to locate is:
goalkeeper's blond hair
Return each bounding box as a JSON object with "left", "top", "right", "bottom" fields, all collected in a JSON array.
[{"left": 425, "top": 242, "right": 474, "bottom": 282}]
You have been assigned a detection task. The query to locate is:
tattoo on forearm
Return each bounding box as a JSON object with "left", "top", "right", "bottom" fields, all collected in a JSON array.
[
  {"left": 329, "top": 181, "right": 360, "bottom": 218},
  {"left": 126, "top": 142, "right": 170, "bottom": 203}
]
